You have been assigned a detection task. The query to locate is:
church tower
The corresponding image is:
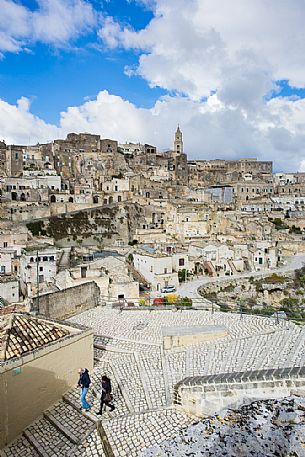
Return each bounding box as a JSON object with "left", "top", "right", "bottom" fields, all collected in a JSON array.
[{"left": 174, "top": 125, "right": 183, "bottom": 155}]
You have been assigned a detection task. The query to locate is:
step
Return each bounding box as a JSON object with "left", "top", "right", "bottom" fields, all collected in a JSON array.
[
  {"left": 1, "top": 435, "right": 39, "bottom": 457},
  {"left": 44, "top": 401, "right": 95, "bottom": 445},
  {"left": 23, "top": 417, "right": 76, "bottom": 457},
  {"left": 69, "top": 429, "right": 107, "bottom": 457},
  {"left": 63, "top": 390, "right": 100, "bottom": 423}
]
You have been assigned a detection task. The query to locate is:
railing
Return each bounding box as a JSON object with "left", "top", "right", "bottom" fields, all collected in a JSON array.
[{"left": 99, "top": 294, "right": 305, "bottom": 324}]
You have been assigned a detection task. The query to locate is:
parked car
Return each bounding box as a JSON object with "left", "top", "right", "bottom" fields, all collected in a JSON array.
[{"left": 161, "top": 285, "right": 176, "bottom": 293}]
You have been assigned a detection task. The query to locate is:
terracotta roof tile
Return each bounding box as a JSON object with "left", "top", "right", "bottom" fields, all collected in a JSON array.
[{"left": 0, "top": 313, "right": 69, "bottom": 362}]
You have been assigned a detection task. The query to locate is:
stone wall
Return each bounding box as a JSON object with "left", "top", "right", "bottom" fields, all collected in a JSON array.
[
  {"left": 0, "top": 325, "right": 93, "bottom": 448},
  {"left": 162, "top": 325, "right": 228, "bottom": 350},
  {"left": 174, "top": 367, "right": 305, "bottom": 417},
  {"left": 32, "top": 281, "right": 100, "bottom": 319}
]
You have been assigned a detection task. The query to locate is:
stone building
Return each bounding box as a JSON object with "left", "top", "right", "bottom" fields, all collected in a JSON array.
[
  {"left": 20, "top": 246, "right": 57, "bottom": 297},
  {"left": 0, "top": 313, "right": 93, "bottom": 448},
  {"left": 6, "top": 145, "right": 24, "bottom": 177},
  {"left": 133, "top": 251, "right": 179, "bottom": 292},
  {"left": 100, "top": 138, "right": 118, "bottom": 154},
  {"left": 0, "top": 276, "right": 19, "bottom": 304}
]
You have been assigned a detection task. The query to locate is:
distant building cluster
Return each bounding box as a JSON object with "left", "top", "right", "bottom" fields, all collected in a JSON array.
[{"left": 0, "top": 126, "right": 305, "bottom": 307}]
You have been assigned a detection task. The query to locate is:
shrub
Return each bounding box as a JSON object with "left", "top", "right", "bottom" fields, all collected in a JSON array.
[
  {"left": 166, "top": 294, "right": 178, "bottom": 304},
  {"left": 178, "top": 297, "right": 192, "bottom": 307},
  {"left": 153, "top": 297, "right": 165, "bottom": 306}
]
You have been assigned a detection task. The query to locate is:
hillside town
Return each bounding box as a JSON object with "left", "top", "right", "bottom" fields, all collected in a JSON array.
[
  {"left": 1, "top": 127, "right": 305, "bottom": 313},
  {"left": 1, "top": 128, "right": 305, "bottom": 456}
]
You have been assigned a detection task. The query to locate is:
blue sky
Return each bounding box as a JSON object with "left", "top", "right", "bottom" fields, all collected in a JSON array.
[
  {"left": 0, "top": 0, "right": 167, "bottom": 123},
  {"left": 1, "top": 0, "right": 305, "bottom": 171}
]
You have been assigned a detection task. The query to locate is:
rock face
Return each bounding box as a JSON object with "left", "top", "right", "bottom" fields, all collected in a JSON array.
[
  {"left": 198, "top": 274, "right": 297, "bottom": 310},
  {"left": 27, "top": 203, "right": 142, "bottom": 247},
  {"left": 141, "top": 396, "right": 305, "bottom": 457}
]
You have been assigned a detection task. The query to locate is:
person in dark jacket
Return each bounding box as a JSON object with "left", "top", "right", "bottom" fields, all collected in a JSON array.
[
  {"left": 77, "top": 368, "right": 91, "bottom": 411},
  {"left": 97, "top": 375, "right": 115, "bottom": 415}
]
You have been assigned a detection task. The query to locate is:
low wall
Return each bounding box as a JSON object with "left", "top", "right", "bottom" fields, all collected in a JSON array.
[
  {"left": 174, "top": 367, "right": 305, "bottom": 417},
  {"left": 0, "top": 324, "right": 93, "bottom": 448},
  {"left": 32, "top": 281, "right": 100, "bottom": 319},
  {"left": 162, "top": 325, "right": 228, "bottom": 350}
]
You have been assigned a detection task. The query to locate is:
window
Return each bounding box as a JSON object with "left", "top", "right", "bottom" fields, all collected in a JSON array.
[
  {"left": 3, "top": 242, "right": 7, "bottom": 248},
  {"left": 30, "top": 257, "right": 34, "bottom": 262},
  {"left": 43, "top": 256, "right": 48, "bottom": 262},
  {"left": 179, "top": 258, "right": 185, "bottom": 266},
  {"left": 39, "top": 266, "right": 43, "bottom": 272},
  {"left": 0, "top": 266, "right": 5, "bottom": 274},
  {"left": 164, "top": 268, "right": 168, "bottom": 274},
  {"left": 115, "top": 186, "right": 118, "bottom": 191},
  {"left": 49, "top": 256, "right": 54, "bottom": 261}
]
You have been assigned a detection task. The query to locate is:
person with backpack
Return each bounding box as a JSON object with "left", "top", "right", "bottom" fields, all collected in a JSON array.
[
  {"left": 97, "top": 375, "right": 115, "bottom": 415},
  {"left": 77, "top": 368, "right": 91, "bottom": 411}
]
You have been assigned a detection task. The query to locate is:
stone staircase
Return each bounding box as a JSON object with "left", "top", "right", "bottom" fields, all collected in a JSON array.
[
  {"left": 1, "top": 391, "right": 106, "bottom": 457},
  {"left": 127, "top": 262, "right": 151, "bottom": 288}
]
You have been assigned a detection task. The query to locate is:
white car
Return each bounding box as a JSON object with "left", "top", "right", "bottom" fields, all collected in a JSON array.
[{"left": 161, "top": 285, "right": 176, "bottom": 293}]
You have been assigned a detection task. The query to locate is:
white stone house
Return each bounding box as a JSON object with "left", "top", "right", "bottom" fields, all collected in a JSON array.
[
  {"left": 166, "top": 206, "right": 210, "bottom": 241},
  {"left": 0, "top": 276, "right": 19, "bottom": 303},
  {"left": 0, "top": 250, "right": 15, "bottom": 275},
  {"left": 70, "top": 255, "right": 139, "bottom": 302},
  {"left": 0, "top": 230, "right": 27, "bottom": 256},
  {"left": 133, "top": 252, "right": 179, "bottom": 292},
  {"left": 20, "top": 247, "right": 57, "bottom": 297},
  {"left": 249, "top": 242, "right": 278, "bottom": 271}
]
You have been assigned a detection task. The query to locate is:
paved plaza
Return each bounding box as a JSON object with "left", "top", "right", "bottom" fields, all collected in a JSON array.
[{"left": 2, "top": 307, "right": 305, "bottom": 456}]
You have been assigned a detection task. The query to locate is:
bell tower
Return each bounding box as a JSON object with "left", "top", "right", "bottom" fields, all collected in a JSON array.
[{"left": 174, "top": 125, "right": 183, "bottom": 155}]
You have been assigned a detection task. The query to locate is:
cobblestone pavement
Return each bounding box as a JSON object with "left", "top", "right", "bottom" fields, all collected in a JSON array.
[
  {"left": 103, "top": 409, "right": 191, "bottom": 457},
  {"left": 1, "top": 436, "right": 40, "bottom": 457},
  {"left": 69, "top": 308, "right": 293, "bottom": 344},
  {"left": 2, "top": 308, "right": 305, "bottom": 457}
]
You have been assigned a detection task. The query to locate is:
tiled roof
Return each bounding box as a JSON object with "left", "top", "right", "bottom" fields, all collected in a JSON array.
[{"left": 0, "top": 313, "right": 69, "bottom": 362}]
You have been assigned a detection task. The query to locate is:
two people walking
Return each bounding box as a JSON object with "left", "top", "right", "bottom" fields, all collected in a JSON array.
[{"left": 77, "top": 369, "right": 115, "bottom": 415}]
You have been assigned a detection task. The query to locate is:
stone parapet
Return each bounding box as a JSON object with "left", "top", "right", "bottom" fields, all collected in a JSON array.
[{"left": 174, "top": 366, "right": 305, "bottom": 417}]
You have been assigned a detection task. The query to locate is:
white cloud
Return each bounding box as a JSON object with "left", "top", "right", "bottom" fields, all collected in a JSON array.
[
  {"left": 32, "top": 0, "right": 96, "bottom": 45},
  {"left": 1, "top": 91, "right": 305, "bottom": 172},
  {"left": 0, "top": 97, "right": 60, "bottom": 144},
  {"left": 0, "top": 0, "right": 96, "bottom": 53},
  {"left": 99, "top": 0, "right": 305, "bottom": 100},
  {"left": 2, "top": 0, "right": 305, "bottom": 172}
]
